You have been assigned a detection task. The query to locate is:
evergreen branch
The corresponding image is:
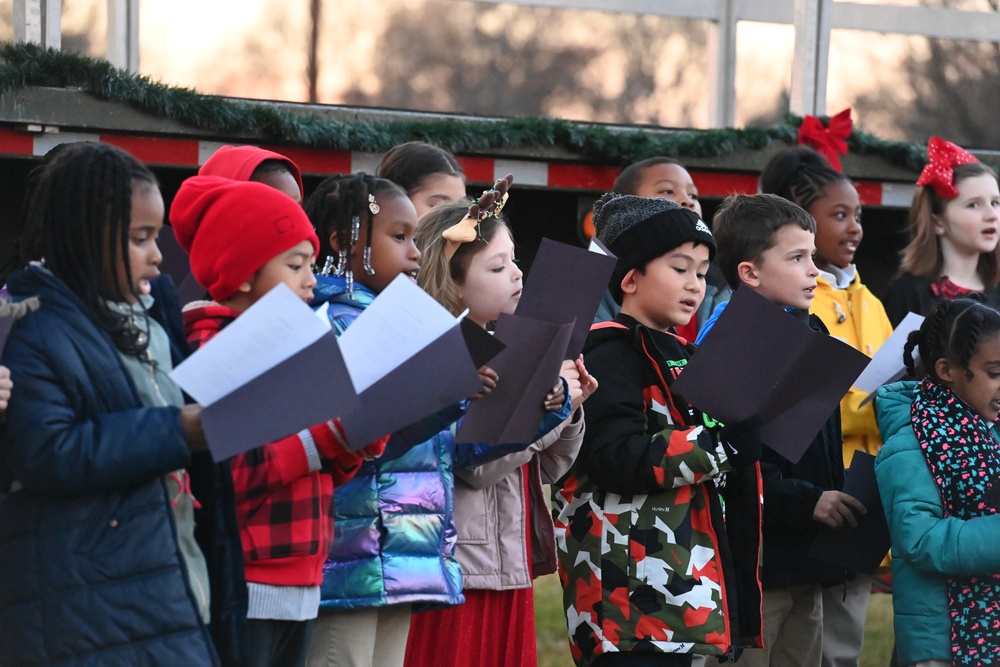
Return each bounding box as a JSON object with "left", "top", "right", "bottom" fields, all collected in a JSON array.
[{"left": 0, "top": 41, "right": 945, "bottom": 172}]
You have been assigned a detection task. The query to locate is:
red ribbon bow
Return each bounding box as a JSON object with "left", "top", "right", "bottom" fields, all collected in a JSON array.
[
  {"left": 797, "top": 108, "right": 852, "bottom": 172},
  {"left": 916, "top": 136, "right": 979, "bottom": 199}
]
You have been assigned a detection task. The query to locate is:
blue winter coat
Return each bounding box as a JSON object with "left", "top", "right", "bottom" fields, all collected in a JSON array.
[
  {"left": 0, "top": 266, "right": 222, "bottom": 667},
  {"left": 312, "top": 276, "right": 569, "bottom": 611},
  {"left": 875, "top": 381, "right": 1000, "bottom": 665}
]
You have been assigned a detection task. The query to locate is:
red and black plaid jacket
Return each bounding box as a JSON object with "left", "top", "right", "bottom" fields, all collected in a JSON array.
[{"left": 184, "top": 302, "right": 361, "bottom": 587}]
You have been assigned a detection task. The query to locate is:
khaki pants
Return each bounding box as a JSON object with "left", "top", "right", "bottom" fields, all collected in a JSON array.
[
  {"left": 737, "top": 584, "right": 823, "bottom": 667},
  {"left": 821, "top": 574, "right": 872, "bottom": 667},
  {"left": 305, "top": 604, "right": 413, "bottom": 667}
]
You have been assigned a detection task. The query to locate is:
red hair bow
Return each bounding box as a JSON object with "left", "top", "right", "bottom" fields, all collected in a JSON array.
[
  {"left": 797, "top": 108, "right": 852, "bottom": 172},
  {"left": 916, "top": 136, "right": 979, "bottom": 199}
]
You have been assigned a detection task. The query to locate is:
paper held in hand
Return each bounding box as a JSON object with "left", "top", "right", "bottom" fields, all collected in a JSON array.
[
  {"left": 854, "top": 312, "right": 924, "bottom": 407},
  {"left": 170, "top": 277, "right": 484, "bottom": 459},
  {"left": 514, "top": 237, "right": 617, "bottom": 360},
  {"left": 670, "top": 287, "right": 871, "bottom": 464}
]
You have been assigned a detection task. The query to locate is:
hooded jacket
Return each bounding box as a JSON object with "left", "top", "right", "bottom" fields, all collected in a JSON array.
[
  {"left": 0, "top": 266, "right": 234, "bottom": 667},
  {"left": 312, "top": 275, "right": 571, "bottom": 611},
  {"left": 198, "top": 144, "right": 304, "bottom": 200},
  {"left": 552, "top": 314, "right": 763, "bottom": 664},
  {"left": 874, "top": 381, "right": 1000, "bottom": 665},
  {"left": 183, "top": 302, "right": 362, "bottom": 592},
  {"left": 810, "top": 270, "right": 893, "bottom": 467},
  {"left": 453, "top": 408, "right": 584, "bottom": 590}
]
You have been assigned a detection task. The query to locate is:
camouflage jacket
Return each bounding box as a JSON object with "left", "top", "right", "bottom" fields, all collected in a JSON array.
[{"left": 552, "top": 315, "right": 762, "bottom": 664}]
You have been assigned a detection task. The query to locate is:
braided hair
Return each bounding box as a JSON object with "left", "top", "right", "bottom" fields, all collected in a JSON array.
[
  {"left": 304, "top": 173, "right": 406, "bottom": 295},
  {"left": 19, "top": 142, "right": 158, "bottom": 355},
  {"left": 760, "top": 145, "right": 848, "bottom": 212},
  {"left": 904, "top": 296, "right": 1000, "bottom": 381}
]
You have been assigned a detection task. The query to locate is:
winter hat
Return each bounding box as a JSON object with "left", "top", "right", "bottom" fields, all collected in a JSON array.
[
  {"left": 199, "top": 145, "right": 305, "bottom": 200},
  {"left": 170, "top": 176, "right": 319, "bottom": 301},
  {"left": 593, "top": 192, "right": 716, "bottom": 304}
]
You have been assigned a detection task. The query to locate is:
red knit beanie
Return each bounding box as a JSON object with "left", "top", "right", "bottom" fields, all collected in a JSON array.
[
  {"left": 199, "top": 145, "right": 305, "bottom": 200},
  {"left": 170, "top": 176, "right": 319, "bottom": 301}
]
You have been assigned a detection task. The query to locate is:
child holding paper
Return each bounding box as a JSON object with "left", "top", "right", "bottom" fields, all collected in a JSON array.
[
  {"left": 875, "top": 297, "right": 1000, "bottom": 667},
  {"left": 303, "top": 173, "right": 573, "bottom": 667},
  {"left": 760, "top": 145, "right": 893, "bottom": 667},
  {"left": 171, "top": 175, "right": 387, "bottom": 667},
  {"left": 0, "top": 143, "right": 237, "bottom": 666},
  {"left": 708, "top": 193, "right": 863, "bottom": 667},
  {"left": 552, "top": 193, "right": 763, "bottom": 666},
  {"left": 405, "top": 195, "right": 595, "bottom": 667}
]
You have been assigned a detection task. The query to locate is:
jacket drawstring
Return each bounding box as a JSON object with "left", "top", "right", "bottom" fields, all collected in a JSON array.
[{"left": 167, "top": 471, "right": 202, "bottom": 509}]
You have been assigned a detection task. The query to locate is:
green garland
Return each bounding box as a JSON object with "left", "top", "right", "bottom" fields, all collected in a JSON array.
[{"left": 0, "top": 41, "right": 932, "bottom": 171}]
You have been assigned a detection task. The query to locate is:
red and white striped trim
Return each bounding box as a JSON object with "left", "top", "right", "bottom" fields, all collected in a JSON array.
[{"left": 0, "top": 128, "right": 917, "bottom": 207}]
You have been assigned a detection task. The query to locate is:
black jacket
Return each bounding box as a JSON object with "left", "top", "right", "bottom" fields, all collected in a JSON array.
[
  {"left": 565, "top": 313, "right": 763, "bottom": 654},
  {"left": 884, "top": 271, "right": 1000, "bottom": 327},
  {"left": 758, "top": 309, "right": 849, "bottom": 589}
]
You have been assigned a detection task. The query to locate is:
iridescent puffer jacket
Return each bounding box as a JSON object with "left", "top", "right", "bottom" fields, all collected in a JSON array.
[{"left": 312, "top": 275, "right": 570, "bottom": 611}]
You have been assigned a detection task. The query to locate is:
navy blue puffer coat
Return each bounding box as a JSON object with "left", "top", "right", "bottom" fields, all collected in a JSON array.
[{"left": 0, "top": 266, "right": 222, "bottom": 667}]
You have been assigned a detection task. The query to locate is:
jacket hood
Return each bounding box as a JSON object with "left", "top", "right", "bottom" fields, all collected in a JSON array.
[
  {"left": 7, "top": 263, "right": 62, "bottom": 297},
  {"left": 874, "top": 380, "right": 917, "bottom": 443},
  {"left": 584, "top": 313, "right": 694, "bottom": 358},
  {"left": 198, "top": 145, "right": 304, "bottom": 199},
  {"left": 583, "top": 319, "right": 631, "bottom": 355},
  {"left": 6, "top": 264, "right": 93, "bottom": 324}
]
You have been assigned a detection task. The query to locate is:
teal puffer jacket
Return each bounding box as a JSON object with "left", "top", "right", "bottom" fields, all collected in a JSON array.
[{"left": 874, "top": 381, "right": 1000, "bottom": 665}]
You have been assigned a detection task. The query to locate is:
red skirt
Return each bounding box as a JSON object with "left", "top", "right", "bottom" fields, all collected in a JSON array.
[{"left": 404, "top": 586, "right": 537, "bottom": 667}]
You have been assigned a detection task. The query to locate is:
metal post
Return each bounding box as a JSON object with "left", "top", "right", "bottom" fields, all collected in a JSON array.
[
  {"left": 13, "top": 0, "right": 62, "bottom": 50},
  {"left": 107, "top": 0, "right": 140, "bottom": 71}
]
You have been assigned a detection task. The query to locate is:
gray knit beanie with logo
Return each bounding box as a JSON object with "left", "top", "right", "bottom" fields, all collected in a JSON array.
[{"left": 593, "top": 192, "right": 717, "bottom": 304}]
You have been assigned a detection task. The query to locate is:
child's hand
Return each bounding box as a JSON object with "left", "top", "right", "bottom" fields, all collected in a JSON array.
[
  {"left": 180, "top": 404, "right": 208, "bottom": 453},
  {"left": 356, "top": 435, "right": 389, "bottom": 460},
  {"left": 470, "top": 366, "right": 498, "bottom": 401},
  {"left": 573, "top": 355, "right": 597, "bottom": 410},
  {"left": 813, "top": 490, "right": 867, "bottom": 529},
  {"left": 325, "top": 419, "right": 388, "bottom": 461},
  {"left": 0, "top": 365, "right": 11, "bottom": 412},
  {"left": 546, "top": 360, "right": 576, "bottom": 411}
]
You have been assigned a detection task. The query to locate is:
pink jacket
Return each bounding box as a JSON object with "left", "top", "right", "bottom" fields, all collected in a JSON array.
[{"left": 452, "top": 408, "right": 585, "bottom": 590}]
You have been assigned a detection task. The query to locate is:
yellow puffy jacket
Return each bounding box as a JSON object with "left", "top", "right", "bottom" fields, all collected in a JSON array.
[{"left": 810, "top": 271, "right": 894, "bottom": 468}]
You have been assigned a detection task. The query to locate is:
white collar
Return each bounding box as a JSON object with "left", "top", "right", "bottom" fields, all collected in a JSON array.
[{"left": 819, "top": 264, "right": 856, "bottom": 290}]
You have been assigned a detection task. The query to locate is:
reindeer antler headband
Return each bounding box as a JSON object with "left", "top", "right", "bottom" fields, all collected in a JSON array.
[{"left": 442, "top": 174, "right": 514, "bottom": 261}]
